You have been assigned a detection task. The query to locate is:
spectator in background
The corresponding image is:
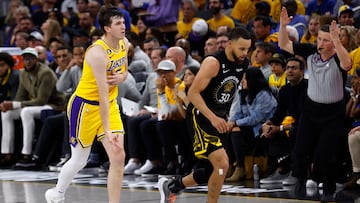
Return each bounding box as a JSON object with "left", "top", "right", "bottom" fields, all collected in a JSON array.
[
  {"left": 41, "top": 19, "right": 63, "bottom": 48},
  {"left": 246, "top": 1, "right": 276, "bottom": 33},
  {"left": 226, "top": 67, "right": 277, "bottom": 182},
  {"left": 300, "top": 15, "right": 320, "bottom": 44},
  {"left": 177, "top": 0, "right": 201, "bottom": 39},
  {"left": 32, "top": 0, "right": 64, "bottom": 27},
  {"left": 35, "top": 45, "right": 49, "bottom": 65},
  {"left": 15, "top": 45, "right": 86, "bottom": 170},
  {"left": 47, "top": 37, "right": 66, "bottom": 69},
  {"left": 143, "top": 37, "right": 161, "bottom": 58},
  {"left": 306, "top": 0, "right": 336, "bottom": 20},
  {"left": 0, "top": 52, "right": 20, "bottom": 166},
  {"left": 268, "top": 53, "right": 287, "bottom": 95},
  {"left": 14, "top": 31, "right": 29, "bottom": 50},
  {"left": 0, "top": 48, "right": 65, "bottom": 167},
  {"left": 89, "top": 28, "right": 103, "bottom": 42},
  {"left": 260, "top": 57, "right": 307, "bottom": 185},
  {"left": 0, "top": 52, "right": 19, "bottom": 103},
  {"left": 5, "top": 6, "right": 32, "bottom": 47},
  {"left": 2, "top": 0, "right": 24, "bottom": 38},
  {"left": 88, "top": 1, "right": 100, "bottom": 21},
  {"left": 188, "top": 19, "right": 216, "bottom": 61},
  {"left": 339, "top": 25, "right": 358, "bottom": 53},
  {"left": 216, "top": 32, "right": 229, "bottom": 51},
  {"left": 253, "top": 15, "right": 277, "bottom": 42},
  {"left": 27, "top": 31, "right": 44, "bottom": 48},
  {"left": 344, "top": 68, "right": 360, "bottom": 189},
  {"left": 349, "top": 29, "right": 360, "bottom": 75},
  {"left": 276, "top": 0, "right": 307, "bottom": 41},
  {"left": 175, "top": 38, "right": 200, "bottom": 68},
  {"left": 231, "top": 0, "right": 271, "bottom": 25},
  {"left": 253, "top": 42, "right": 276, "bottom": 80},
  {"left": 126, "top": 31, "right": 152, "bottom": 73},
  {"left": 154, "top": 60, "right": 193, "bottom": 176},
  {"left": 333, "top": 0, "right": 360, "bottom": 28},
  {"left": 144, "top": 0, "right": 182, "bottom": 47},
  {"left": 165, "top": 46, "right": 186, "bottom": 78},
  {"left": 270, "top": 0, "right": 306, "bottom": 23},
  {"left": 206, "top": 0, "right": 235, "bottom": 32},
  {"left": 124, "top": 47, "right": 166, "bottom": 175},
  {"left": 52, "top": 46, "right": 73, "bottom": 77},
  {"left": 338, "top": 5, "right": 355, "bottom": 27},
  {"left": 204, "top": 36, "right": 217, "bottom": 56}
]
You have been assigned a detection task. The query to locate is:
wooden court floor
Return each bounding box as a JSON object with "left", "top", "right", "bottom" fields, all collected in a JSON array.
[{"left": 0, "top": 168, "right": 358, "bottom": 203}]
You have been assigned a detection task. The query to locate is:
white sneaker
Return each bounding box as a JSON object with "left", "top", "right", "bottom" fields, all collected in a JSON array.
[
  {"left": 260, "top": 171, "right": 289, "bottom": 184},
  {"left": 134, "top": 160, "right": 154, "bottom": 175},
  {"left": 45, "top": 187, "right": 65, "bottom": 203},
  {"left": 306, "top": 179, "right": 318, "bottom": 188},
  {"left": 124, "top": 158, "right": 142, "bottom": 175}
]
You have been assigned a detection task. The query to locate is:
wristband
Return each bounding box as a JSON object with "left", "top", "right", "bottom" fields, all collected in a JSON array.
[{"left": 12, "top": 101, "right": 21, "bottom": 109}]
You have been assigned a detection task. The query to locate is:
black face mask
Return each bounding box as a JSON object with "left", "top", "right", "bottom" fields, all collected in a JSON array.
[{"left": 210, "top": 6, "right": 221, "bottom": 15}]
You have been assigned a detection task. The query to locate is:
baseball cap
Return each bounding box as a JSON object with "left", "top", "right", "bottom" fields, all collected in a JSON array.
[
  {"left": 28, "top": 31, "right": 44, "bottom": 41},
  {"left": 255, "top": 1, "right": 271, "bottom": 10},
  {"left": 338, "top": 5, "right": 354, "bottom": 16},
  {"left": 192, "top": 19, "right": 208, "bottom": 37},
  {"left": 155, "top": 60, "right": 176, "bottom": 72},
  {"left": 269, "top": 53, "right": 286, "bottom": 67},
  {"left": 21, "top": 47, "right": 38, "bottom": 58}
]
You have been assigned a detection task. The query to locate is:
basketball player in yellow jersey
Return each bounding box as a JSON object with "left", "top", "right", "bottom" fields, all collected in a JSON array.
[{"left": 45, "top": 6, "right": 128, "bottom": 203}]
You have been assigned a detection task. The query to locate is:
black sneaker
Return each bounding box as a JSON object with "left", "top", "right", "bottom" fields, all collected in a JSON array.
[
  {"left": 14, "top": 155, "right": 38, "bottom": 170},
  {"left": 0, "top": 154, "right": 15, "bottom": 168},
  {"left": 142, "top": 166, "right": 166, "bottom": 177},
  {"left": 159, "top": 163, "right": 179, "bottom": 178}
]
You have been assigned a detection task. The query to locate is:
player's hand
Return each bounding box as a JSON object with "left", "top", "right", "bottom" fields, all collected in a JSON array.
[
  {"left": 107, "top": 131, "right": 123, "bottom": 150},
  {"left": 211, "top": 116, "right": 229, "bottom": 134},
  {"left": 107, "top": 71, "right": 126, "bottom": 86}
]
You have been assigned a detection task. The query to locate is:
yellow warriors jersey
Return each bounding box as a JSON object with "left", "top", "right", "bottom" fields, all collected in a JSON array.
[
  {"left": 157, "top": 78, "right": 185, "bottom": 120},
  {"left": 268, "top": 72, "right": 287, "bottom": 89},
  {"left": 75, "top": 39, "right": 127, "bottom": 101}
]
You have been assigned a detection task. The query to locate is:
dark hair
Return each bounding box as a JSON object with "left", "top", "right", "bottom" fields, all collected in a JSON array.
[
  {"left": 185, "top": 65, "right": 199, "bottom": 76},
  {"left": 0, "top": 52, "right": 15, "bottom": 68},
  {"left": 254, "top": 15, "right": 272, "bottom": 27},
  {"left": 228, "top": 27, "right": 251, "bottom": 41},
  {"left": 255, "top": 41, "right": 276, "bottom": 54},
  {"left": 98, "top": 6, "right": 124, "bottom": 33},
  {"left": 287, "top": 57, "right": 305, "bottom": 70},
  {"left": 242, "top": 67, "right": 271, "bottom": 104},
  {"left": 90, "top": 28, "right": 104, "bottom": 38},
  {"left": 184, "top": 66, "right": 199, "bottom": 92},
  {"left": 283, "top": 0, "right": 297, "bottom": 16},
  {"left": 56, "top": 46, "right": 72, "bottom": 54},
  {"left": 320, "top": 24, "right": 330, "bottom": 33},
  {"left": 152, "top": 47, "right": 167, "bottom": 58}
]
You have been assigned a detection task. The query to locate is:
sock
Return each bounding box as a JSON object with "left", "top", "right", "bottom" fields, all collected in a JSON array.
[{"left": 169, "top": 177, "right": 185, "bottom": 194}]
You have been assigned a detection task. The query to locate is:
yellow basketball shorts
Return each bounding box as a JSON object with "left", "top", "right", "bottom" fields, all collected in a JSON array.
[{"left": 67, "top": 94, "right": 124, "bottom": 148}]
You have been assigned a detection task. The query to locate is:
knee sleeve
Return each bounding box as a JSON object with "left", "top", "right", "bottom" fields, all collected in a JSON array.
[{"left": 193, "top": 167, "right": 212, "bottom": 184}]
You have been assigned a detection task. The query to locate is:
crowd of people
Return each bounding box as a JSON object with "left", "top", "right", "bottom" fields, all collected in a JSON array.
[{"left": 0, "top": 0, "right": 360, "bottom": 202}]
